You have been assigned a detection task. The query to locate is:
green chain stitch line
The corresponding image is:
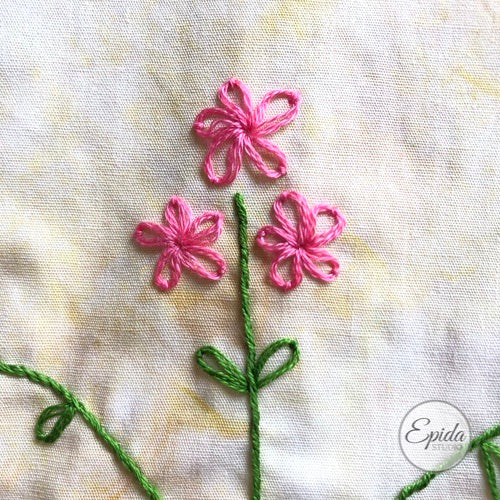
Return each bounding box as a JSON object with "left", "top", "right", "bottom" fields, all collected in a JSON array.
[
  {"left": 236, "top": 191, "right": 262, "bottom": 500},
  {"left": 0, "top": 360, "right": 161, "bottom": 499},
  {"left": 397, "top": 423, "right": 500, "bottom": 499},
  {"left": 196, "top": 193, "right": 300, "bottom": 500}
]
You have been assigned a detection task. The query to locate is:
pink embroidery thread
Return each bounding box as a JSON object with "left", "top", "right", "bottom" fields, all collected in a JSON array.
[
  {"left": 256, "top": 191, "right": 346, "bottom": 291},
  {"left": 193, "top": 78, "right": 301, "bottom": 185},
  {"left": 133, "top": 197, "right": 226, "bottom": 291}
]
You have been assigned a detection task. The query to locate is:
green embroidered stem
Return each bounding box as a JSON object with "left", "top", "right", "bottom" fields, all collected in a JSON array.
[
  {"left": 481, "top": 442, "right": 500, "bottom": 499},
  {"left": 0, "top": 361, "right": 161, "bottom": 500},
  {"left": 397, "top": 423, "right": 500, "bottom": 499},
  {"left": 195, "top": 193, "right": 300, "bottom": 500},
  {"left": 235, "top": 192, "right": 262, "bottom": 500}
]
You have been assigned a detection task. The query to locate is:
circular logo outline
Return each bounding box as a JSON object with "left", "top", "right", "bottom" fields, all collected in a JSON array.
[{"left": 398, "top": 400, "right": 471, "bottom": 472}]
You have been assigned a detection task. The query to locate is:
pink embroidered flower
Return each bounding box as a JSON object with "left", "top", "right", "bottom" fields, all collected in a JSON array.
[
  {"left": 256, "top": 191, "right": 346, "bottom": 291},
  {"left": 193, "top": 78, "right": 301, "bottom": 185},
  {"left": 133, "top": 197, "right": 226, "bottom": 291}
]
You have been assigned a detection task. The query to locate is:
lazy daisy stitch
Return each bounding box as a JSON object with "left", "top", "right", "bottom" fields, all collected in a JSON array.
[
  {"left": 133, "top": 197, "right": 226, "bottom": 290},
  {"left": 193, "top": 78, "right": 301, "bottom": 185}
]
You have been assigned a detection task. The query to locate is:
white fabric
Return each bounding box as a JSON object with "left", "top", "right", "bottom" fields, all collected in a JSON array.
[{"left": 0, "top": 1, "right": 498, "bottom": 498}]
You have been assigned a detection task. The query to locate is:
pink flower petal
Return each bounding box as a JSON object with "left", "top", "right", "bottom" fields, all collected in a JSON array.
[
  {"left": 303, "top": 248, "right": 340, "bottom": 282},
  {"left": 270, "top": 249, "right": 303, "bottom": 291},
  {"left": 193, "top": 106, "right": 238, "bottom": 140},
  {"left": 254, "top": 89, "right": 301, "bottom": 136},
  {"left": 312, "top": 204, "right": 346, "bottom": 246},
  {"left": 218, "top": 78, "right": 253, "bottom": 121},
  {"left": 244, "top": 137, "right": 287, "bottom": 179},
  {"left": 204, "top": 131, "right": 243, "bottom": 185},
  {"left": 133, "top": 222, "right": 171, "bottom": 247},
  {"left": 190, "top": 211, "right": 224, "bottom": 245},
  {"left": 273, "top": 191, "right": 315, "bottom": 243},
  {"left": 164, "top": 196, "right": 193, "bottom": 233},
  {"left": 154, "top": 251, "right": 182, "bottom": 291},
  {"left": 256, "top": 225, "right": 291, "bottom": 253},
  {"left": 182, "top": 246, "right": 226, "bottom": 281}
]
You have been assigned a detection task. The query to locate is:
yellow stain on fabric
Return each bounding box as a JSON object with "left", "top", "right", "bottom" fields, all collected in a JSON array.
[
  {"left": 124, "top": 100, "right": 165, "bottom": 139},
  {"left": 302, "top": 106, "right": 330, "bottom": 140},
  {"left": 341, "top": 233, "right": 386, "bottom": 265},
  {"left": 167, "top": 386, "right": 246, "bottom": 439},
  {"left": 261, "top": 0, "right": 337, "bottom": 39},
  {"left": 28, "top": 153, "right": 44, "bottom": 173},
  {"left": 99, "top": 27, "right": 131, "bottom": 66},
  {"left": 0, "top": 74, "right": 12, "bottom": 122},
  {"left": 138, "top": 282, "right": 236, "bottom": 341},
  {"left": 455, "top": 66, "right": 500, "bottom": 99},
  {"left": 322, "top": 291, "right": 352, "bottom": 321},
  {"left": 317, "top": 233, "right": 427, "bottom": 323},
  {"left": 82, "top": 482, "right": 128, "bottom": 500},
  {"left": 138, "top": 286, "right": 206, "bottom": 311},
  {"left": 145, "top": 64, "right": 194, "bottom": 120},
  {"left": 36, "top": 346, "right": 64, "bottom": 371},
  {"left": 107, "top": 489, "right": 127, "bottom": 500},
  {"left": 124, "top": 68, "right": 194, "bottom": 141},
  {"left": 438, "top": 266, "right": 477, "bottom": 281},
  {"left": 45, "top": 86, "right": 74, "bottom": 126},
  {"left": 167, "top": 289, "right": 207, "bottom": 311},
  {"left": 175, "top": 23, "right": 199, "bottom": 50},
  {"left": 414, "top": 1, "right": 450, "bottom": 26},
  {"left": 30, "top": 66, "right": 41, "bottom": 80},
  {"left": 69, "top": 36, "right": 94, "bottom": 67}
]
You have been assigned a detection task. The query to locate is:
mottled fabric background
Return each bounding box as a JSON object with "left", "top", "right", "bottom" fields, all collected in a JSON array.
[{"left": 0, "top": 1, "right": 499, "bottom": 499}]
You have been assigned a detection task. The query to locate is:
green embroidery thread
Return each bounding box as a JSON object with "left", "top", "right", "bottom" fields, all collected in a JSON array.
[
  {"left": 397, "top": 423, "right": 500, "bottom": 499},
  {"left": 0, "top": 360, "right": 161, "bottom": 500},
  {"left": 196, "top": 193, "right": 300, "bottom": 500}
]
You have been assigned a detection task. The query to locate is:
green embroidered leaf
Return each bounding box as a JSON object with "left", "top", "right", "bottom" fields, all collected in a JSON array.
[
  {"left": 255, "top": 338, "right": 300, "bottom": 389},
  {"left": 36, "top": 403, "right": 76, "bottom": 443},
  {"left": 196, "top": 345, "right": 248, "bottom": 393},
  {"left": 481, "top": 441, "right": 500, "bottom": 500}
]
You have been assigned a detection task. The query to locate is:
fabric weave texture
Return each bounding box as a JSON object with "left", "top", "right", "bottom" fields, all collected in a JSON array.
[{"left": 0, "top": 1, "right": 499, "bottom": 499}]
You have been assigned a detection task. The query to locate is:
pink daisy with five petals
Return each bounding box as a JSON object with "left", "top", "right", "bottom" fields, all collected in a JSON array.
[
  {"left": 133, "top": 197, "right": 226, "bottom": 291},
  {"left": 256, "top": 191, "right": 346, "bottom": 291}
]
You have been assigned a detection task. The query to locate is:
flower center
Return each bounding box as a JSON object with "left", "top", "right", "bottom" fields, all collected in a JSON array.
[
  {"left": 240, "top": 116, "right": 257, "bottom": 135},
  {"left": 171, "top": 235, "right": 185, "bottom": 250}
]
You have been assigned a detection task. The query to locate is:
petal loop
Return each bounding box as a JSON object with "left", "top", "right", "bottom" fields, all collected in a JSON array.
[
  {"left": 154, "top": 251, "right": 182, "bottom": 291},
  {"left": 312, "top": 204, "right": 346, "bottom": 246},
  {"left": 270, "top": 250, "right": 303, "bottom": 291},
  {"left": 218, "top": 78, "right": 253, "bottom": 121},
  {"left": 256, "top": 225, "right": 290, "bottom": 253},
  {"left": 303, "top": 248, "right": 340, "bottom": 282},
  {"left": 273, "top": 191, "right": 315, "bottom": 242},
  {"left": 133, "top": 222, "right": 171, "bottom": 247},
  {"left": 191, "top": 212, "right": 224, "bottom": 245},
  {"left": 181, "top": 246, "right": 227, "bottom": 281},
  {"left": 164, "top": 197, "right": 193, "bottom": 233},
  {"left": 193, "top": 107, "right": 239, "bottom": 139},
  {"left": 244, "top": 137, "right": 287, "bottom": 179},
  {"left": 203, "top": 130, "right": 243, "bottom": 185},
  {"left": 255, "top": 89, "right": 301, "bottom": 135}
]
